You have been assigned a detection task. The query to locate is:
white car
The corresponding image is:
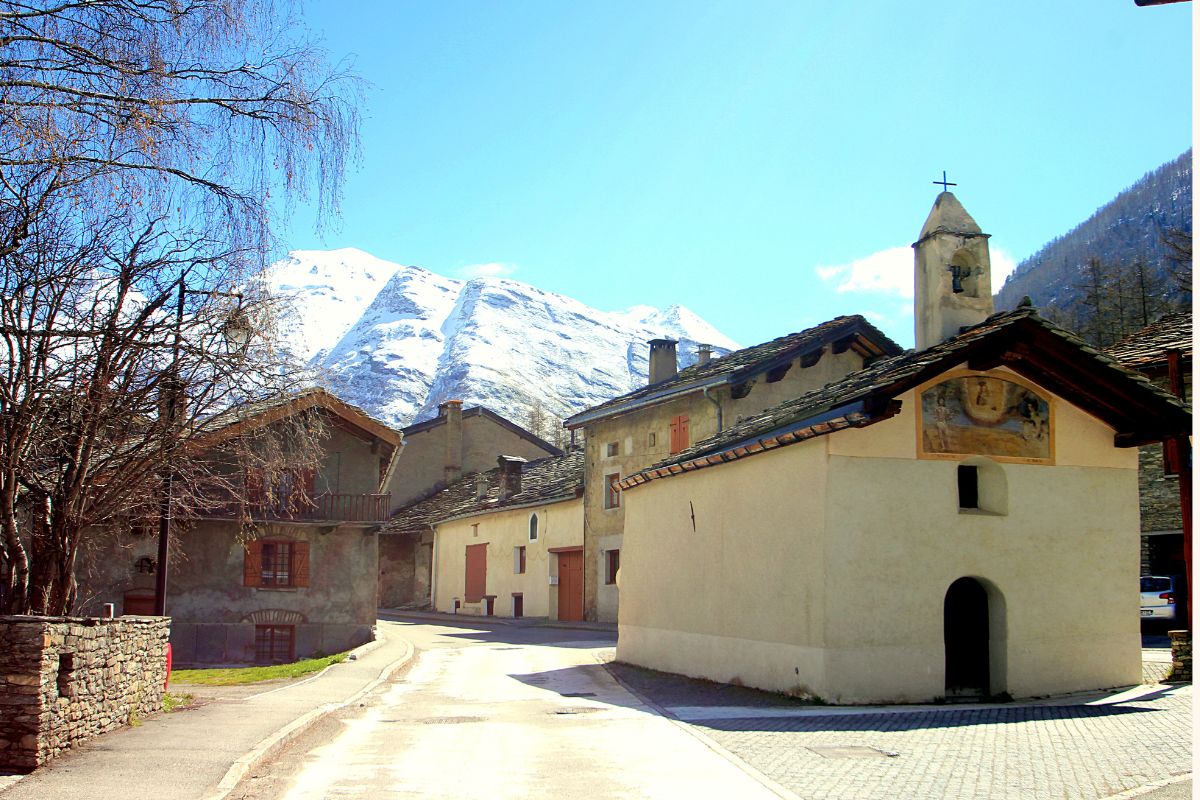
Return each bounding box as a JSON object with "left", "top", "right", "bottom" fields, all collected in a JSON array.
[{"left": 1140, "top": 575, "right": 1177, "bottom": 622}]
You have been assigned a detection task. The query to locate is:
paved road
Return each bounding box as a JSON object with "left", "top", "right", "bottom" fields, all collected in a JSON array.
[{"left": 241, "top": 620, "right": 781, "bottom": 799}]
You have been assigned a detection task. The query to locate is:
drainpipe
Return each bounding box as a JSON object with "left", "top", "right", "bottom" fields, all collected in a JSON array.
[
  {"left": 703, "top": 386, "right": 723, "bottom": 433},
  {"left": 428, "top": 524, "right": 438, "bottom": 611}
]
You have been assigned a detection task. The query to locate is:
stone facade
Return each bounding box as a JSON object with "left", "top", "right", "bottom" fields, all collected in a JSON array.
[{"left": 0, "top": 615, "right": 169, "bottom": 771}]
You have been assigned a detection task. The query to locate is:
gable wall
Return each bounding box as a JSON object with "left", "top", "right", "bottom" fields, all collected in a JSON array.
[
  {"left": 321, "top": 426, "right": 387, "bottom": 495},
  {"left": 617, "top": 367, "right": 1143, "bottom": 703},
  {"left": 431, "top": 498, "right": 583, "bottom": 619}
]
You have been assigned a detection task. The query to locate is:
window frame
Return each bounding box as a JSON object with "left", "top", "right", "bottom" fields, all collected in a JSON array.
[
  {"left": 529, "top": 512, "right": 539, "bottom": 541},
  {"left": 514, "top": 545, "right": 527, "bottom": 575},
  {"left": 605, "top": 549, "right": 620, "bottom": 585},
  {"left": 604, "top": 472, "right": 621, "bottom": 509},
  {"left": 254, "top": 624, "right": 295, "bottom": 664}
]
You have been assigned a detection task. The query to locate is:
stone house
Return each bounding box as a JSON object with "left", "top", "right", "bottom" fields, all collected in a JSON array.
[
  {"left": 378, "top": 400, "right": 561, "bottom": 608},
  {"left": 384, "top": 451, "right": 584, "bottom": 619},
  {"left": 564, "top": 316, "right": 902, "bottom": 622},
  {"left": 1105, "top": 312, "right": 1192, "bottom": 582},
  {"left": 78, "top": 388, "right": 402, "bottom": 666},
  {"left": 613, "top": 192, "right": 1190, "bottom": 703}
]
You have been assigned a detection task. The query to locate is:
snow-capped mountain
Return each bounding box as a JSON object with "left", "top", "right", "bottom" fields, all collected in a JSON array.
[{"left": 267, "top": 249, "right": 740, "bottom": 429}]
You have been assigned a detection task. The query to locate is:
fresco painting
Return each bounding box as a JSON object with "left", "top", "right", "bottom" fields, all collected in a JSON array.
[{"left": 920, "top": 375, "right": 1051, "bottom": 461}]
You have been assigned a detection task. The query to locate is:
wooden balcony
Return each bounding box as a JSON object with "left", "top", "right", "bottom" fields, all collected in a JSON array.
[{"left": 207, "top": 492, "right": 392, "bottom": 523}]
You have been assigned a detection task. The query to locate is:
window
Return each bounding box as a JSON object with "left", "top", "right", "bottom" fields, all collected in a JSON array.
[
  {"left": 669, "top": 415, "right": 690, "bottom": 454},
  {"left": 529, "top": 513, "right": 539, "bottom": 541},
  {"left": 604, "top": 473, "right": 621, "bottom": 509},
  {"left": 244, "top": 540, "right": 310, "bottom": 588},
  {"left": 606, "top": 441, "right": 619, "bottom": 457},
  {"left": 957, "top": 466, "right": 979, "bottom": 509},
  {"left": 514, "top": 546, "right": 527, "bottom": 574},
  {"left": 648, "top": 432, "right": 656, "bottom": 448},
  {"left": 605, "top": 549, "right": 620, "bottom": 585},
  {"left": 255, "top": 625, "right": 295, "bottom": 664},
  {"left": 134, "top": 556, "right": 156, "bottom": 574}
]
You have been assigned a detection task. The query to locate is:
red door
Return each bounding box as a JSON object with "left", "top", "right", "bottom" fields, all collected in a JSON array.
[
  {"left": 465, "top": 544, "right": 487, "bottom": 603},
  {"left": 557, "top": 550, "right": 584, "bottom": 622}
]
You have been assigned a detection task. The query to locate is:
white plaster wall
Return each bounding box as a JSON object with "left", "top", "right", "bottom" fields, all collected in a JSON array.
[
  {"left": 617, "top": 439, "right": 829, "bottom": 694},
  {"left": 431, "top": 499, "right": 583, "bottom": 618}
]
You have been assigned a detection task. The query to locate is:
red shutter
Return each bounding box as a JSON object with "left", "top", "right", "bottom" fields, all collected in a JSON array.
[
  {"left": 679, "top": 415, "right": 690, "bottom": 450},
  {"left": 292, "top": 541, "right": 310, "bottom": 588},
  {"left": 244, "top": 540, "right": 263, "bottom": 587},
  {"left": 669, "top": 417, "right": 679, "bottom": 453},
  {"left": 246, "top": 469, "right": 265, "bottom": 504},
  {"left": 465, "top": 543, "right": 487, "bottom": 602}
]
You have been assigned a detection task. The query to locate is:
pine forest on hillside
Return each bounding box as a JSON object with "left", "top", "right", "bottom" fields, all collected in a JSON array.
[{"left": 995, "top": 150, "right": 1191, "bottom": 347}]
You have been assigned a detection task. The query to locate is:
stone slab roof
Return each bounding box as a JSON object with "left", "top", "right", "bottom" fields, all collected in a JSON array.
[
  {"left": 564, "top": 315, "right": 902, "bottom": 428},
  {"left": 621, "top": 307, "right": 1190, "bottom": 490},
  {"left": 1105, "top": 312, "right": 1192, "bottom": 375},
  {"left": 384, "top": 450, "right": 584, "bottom": 534}
]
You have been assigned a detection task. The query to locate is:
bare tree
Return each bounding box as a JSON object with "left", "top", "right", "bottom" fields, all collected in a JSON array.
[{"left": 0, "top": 1, "right": 361, "bottom": 614}]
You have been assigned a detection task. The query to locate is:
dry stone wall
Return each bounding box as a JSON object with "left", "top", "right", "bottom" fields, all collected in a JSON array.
[{"left": 0, "top": 615, "right": 169, "bottom": 771}]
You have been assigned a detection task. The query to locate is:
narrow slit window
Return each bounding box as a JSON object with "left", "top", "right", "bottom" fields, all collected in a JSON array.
[{"left": 958, "top": 465, "right": 979, "bottom": 509}]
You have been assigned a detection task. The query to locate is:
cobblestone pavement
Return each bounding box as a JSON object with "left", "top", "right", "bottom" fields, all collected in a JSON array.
[{"left": 609, "top": 648, "right": 1192, "bottom": 800}]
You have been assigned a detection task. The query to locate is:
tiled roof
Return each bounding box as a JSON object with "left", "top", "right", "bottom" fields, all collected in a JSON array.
[
  {"left": 564, "top": 315, "right": 902, "bottom": 427},
  {"left": 621, "top": 307, "right": 1190, "bottom": 489},
  {"left": 384, "top": 450, "right": 584, "bottom": 534},
  {"left": 1105, "top": 312, "right": 1192, "bottom": 374}
]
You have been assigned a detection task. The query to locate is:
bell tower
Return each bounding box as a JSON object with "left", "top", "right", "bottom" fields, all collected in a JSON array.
[{"left": 912, "top": 190, "right": 994, "bottom": 350}]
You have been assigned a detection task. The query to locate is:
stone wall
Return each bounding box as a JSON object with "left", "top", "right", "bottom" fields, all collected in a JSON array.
[{"left": 0, "top": 615, "right": 169, "bottom": 771}]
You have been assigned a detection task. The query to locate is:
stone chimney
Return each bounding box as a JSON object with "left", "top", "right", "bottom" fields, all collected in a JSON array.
[
  {"left": 474, "top": 473, "right": 489, "bottom": 500},
  {"left": 696, "top": 343, "right": 713, "bottom": 367},
  {"left": 497, "top": 455, "right": 527, "bottom": 499},
  {"left": 439, "top": 400, "right": 463, "bottom": 485},
  {"left": 648, "top": 339, "right": 678, "bottom": 385}
]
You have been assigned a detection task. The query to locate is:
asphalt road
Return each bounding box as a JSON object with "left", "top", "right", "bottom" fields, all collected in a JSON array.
[{"left": 233, "top": 619, "right": 783, "bottom": 799}]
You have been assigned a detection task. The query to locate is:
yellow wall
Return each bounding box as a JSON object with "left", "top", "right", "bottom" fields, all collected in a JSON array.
[
  {"left": 431, "top": 498, "right": 583, "bottom": 619},
  {"left": 617, "top": 370, "right": 1143, "bottom": 703}
]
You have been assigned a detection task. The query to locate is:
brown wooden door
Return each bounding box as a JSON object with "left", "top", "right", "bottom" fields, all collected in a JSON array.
[
  {"left": 465, "top": 543, "right": 487, "bottom": 602},
  {"left": 557, "top": 550, "right": 584, "bottom": 622}
]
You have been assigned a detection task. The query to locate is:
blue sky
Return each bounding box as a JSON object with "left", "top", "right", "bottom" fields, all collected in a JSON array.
[{"left": 283, "top": 2, "right": 1192, "bottom": 349}]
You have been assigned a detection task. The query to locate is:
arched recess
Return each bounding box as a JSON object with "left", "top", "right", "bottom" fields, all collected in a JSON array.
[
  {"left": 944, "top": 576, "right": 1007, "bottom": 699},
  {"left": 949, "top": 249, "right": 980, "bottom": 297}
]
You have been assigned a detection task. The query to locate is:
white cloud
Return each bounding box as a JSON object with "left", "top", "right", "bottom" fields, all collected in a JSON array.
[
  {"left": 815, "top": 246, "right": 915, "bottom": 298},
  {"left": 816, "top": 245, "right": 1020, "bottom": 297},
  {"left": 458, "top": 262, "right": 517, "bottom": 279}
]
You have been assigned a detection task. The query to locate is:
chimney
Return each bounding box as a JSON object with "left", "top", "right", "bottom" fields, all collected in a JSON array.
[
  {"left": 696, "top": 343, "right": 713, "bottom": 367},
  {"left": 648, "top": 339, "right": 678, "bottom": 385},
  {"left": 474, "top": 473, "right": 489, "bottom": 500},
  {"left": 440, "top": 400, "right": 463, "bottom": 485},
  {"left": 496, "top": 456, "right": 526, "bottom": 499}
]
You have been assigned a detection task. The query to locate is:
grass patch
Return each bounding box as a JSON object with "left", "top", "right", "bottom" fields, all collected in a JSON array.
[
  {"left": 163, "top": 691, "right": 194, "bottom": 712},
  {"left": 171, "top": 652, "right": 348, "bottom": 686}
]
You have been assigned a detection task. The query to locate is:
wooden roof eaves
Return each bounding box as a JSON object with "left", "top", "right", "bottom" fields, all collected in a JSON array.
[{"left": 193, "top": 389, "right": 402, "bottom": 451}]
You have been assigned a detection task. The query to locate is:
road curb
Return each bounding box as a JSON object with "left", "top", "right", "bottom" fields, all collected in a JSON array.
[
  {"left": 600, "top": 658, "right": 802, "bottom": 800},
  {"left": 202, "top": 631, "right": 416, "bottom": 800}
]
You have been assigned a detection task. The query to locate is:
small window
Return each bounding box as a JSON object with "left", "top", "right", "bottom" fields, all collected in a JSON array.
[
  {"left": 606, "top": 441, "right": 619, "bottom": 458},
  {"left": 134, "top": 556, "right": 156, "bottom": 574},
  {"left": 605, "top": 549, "right": 620, "bottom": 585},
  {"left": 255, "top": 625, "right": 295, "bottom": 664},
  {"left": 514, "top": 546, "right": 527, "bottom": 574},
  {"left": 529, "top": 513, "right": 539, "bottom": 541},
  {"left": 244, "top": 539, "right": 309, "bottom": 588},
  {"left": 957, "top": 465, "right": 979, "bottom": 509},
  {"left": 648, "top": 432, "right": 656, "bottom": 447},
  {"left": 604, "top": 473, "right": 621, "bottom": 509}
]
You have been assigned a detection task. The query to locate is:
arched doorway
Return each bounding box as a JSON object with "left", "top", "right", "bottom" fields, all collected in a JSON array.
[{"left": 944, "top": 577, "right": 990, "bottom": 698}]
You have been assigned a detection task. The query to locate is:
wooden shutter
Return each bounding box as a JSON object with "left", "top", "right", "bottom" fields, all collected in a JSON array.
[
  {"left": 243, "top": 540, "right": 263, "bottom": 587},
  {"left": 465, "top": 543, "right": 487, "bottom": 602},
  {"left": 292, "top": 541, "right": 310, "bottom": 587},
  {"left": 669, "top": 415, "right": 690, "bottom": 454},
  {"left": 246, "top": 469, "right": 266, "bottom": 505}
]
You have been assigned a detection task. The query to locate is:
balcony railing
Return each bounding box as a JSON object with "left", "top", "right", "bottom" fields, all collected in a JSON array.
[{"left": 206, "top": 493, "right": 391, "bottom": 523}]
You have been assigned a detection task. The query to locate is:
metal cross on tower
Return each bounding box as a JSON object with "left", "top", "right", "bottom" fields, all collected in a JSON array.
[{"left": 933, "top": 171, "right": 957, "bottom": 192}]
